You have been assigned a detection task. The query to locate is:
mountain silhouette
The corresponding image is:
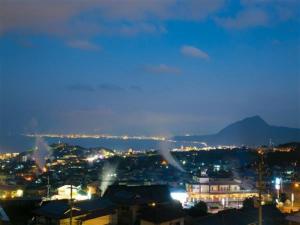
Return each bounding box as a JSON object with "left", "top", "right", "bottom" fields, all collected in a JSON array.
[{"left": 173, "top": 116, "right": 300, "bottom": 146}]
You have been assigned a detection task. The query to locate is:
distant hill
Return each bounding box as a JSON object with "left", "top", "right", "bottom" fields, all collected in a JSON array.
[{"left": 173, "top": 116, "right": 300, "bottom": 146}]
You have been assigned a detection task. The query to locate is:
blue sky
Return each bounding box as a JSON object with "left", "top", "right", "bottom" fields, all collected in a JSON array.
[{"left": 0, "top": 0, "right": 299, "bottom": 137}]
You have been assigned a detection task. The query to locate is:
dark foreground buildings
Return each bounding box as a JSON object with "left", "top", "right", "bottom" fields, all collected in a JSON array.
[
  {"left": 1, "top": 184, "right": 290, "bottom": 225},
  {"left": 30, "top": 184, "right": 184, "bottom": 225}
]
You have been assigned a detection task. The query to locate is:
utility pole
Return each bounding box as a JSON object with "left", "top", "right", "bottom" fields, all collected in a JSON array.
[
  {"left": 291, "top": 193, "right": 294, "bottom": 211},
  {"left": 69, "top": 185, "right": 73, "bottom": 225},
  {"left": 257, "top": 148, "right": 264, "bottom": 225},
  {"left": 46, "top": 176, "right": 50, "bottom": 199}
]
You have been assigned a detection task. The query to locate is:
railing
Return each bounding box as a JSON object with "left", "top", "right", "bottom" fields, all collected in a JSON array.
[{"left": 188, "top": 190, "right": 258, "bottom": 194}]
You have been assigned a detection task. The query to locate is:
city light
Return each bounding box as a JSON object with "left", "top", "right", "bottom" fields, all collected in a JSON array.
[
  {"left": 170, "top": 192, "right": 188, "bottom": 204},
  {"left": 275, "top": 178, "right": 281, "bottom": 190},
  {"left": 16, "top": 189, "right": 23, "bottom": 197},
  {"left": 0, "top": 2, "right": 298, "bottom": 223}
]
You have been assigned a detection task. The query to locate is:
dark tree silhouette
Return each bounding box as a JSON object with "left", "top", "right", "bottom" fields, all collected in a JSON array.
[
  {"left": 188, "top": 201, "right": 208, "bottom": 217},
  {"left": 243, "top": 197, "right": 255, "bottom": 209}
]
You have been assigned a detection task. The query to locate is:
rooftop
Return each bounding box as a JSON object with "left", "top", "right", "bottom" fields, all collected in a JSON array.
[
  {"left": 34, "top": 198, "right": 115, "bottom": 219},
  {"left": 104, "top": 184, "right": 172, "bottom": 206},
  {"left": 140, "top": 202, "right": 185, "bottom": 223},
  {"left": 193, "top": 205, "right": 284, "bottom": 225}
]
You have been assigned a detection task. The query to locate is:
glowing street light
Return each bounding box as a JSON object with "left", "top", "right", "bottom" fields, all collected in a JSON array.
[
  {"left": 275, "top": 177, "right": 281, "bottom": 199},
  {"left": 291, "top": 193, "right": 294, "bottom": 210}
]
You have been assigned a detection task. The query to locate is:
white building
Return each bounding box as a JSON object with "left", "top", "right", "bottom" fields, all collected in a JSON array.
[{"left": 186, "top": 177, "right": 257, "bottom": 212}]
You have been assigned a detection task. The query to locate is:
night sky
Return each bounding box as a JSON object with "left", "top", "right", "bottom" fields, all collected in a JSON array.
[{"left": 0, "top": 0, "right": 299, "bottom": 137}]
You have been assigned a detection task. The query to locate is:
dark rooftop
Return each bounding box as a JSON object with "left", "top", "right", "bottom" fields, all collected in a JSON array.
[
  {"left": 140, "top": 202, "right": 185, "bottom": 223},
  {"left": 34, "top": 198, "right": 115, "bottom": 219},
  {"left": 193, "top": 205, "right": 284, "bottom": 225},
  {"left": 0, "top": 204, "right": 10, "bottom": 222},
  {"left": 103, "top": 184, "right": 172, "bottom": 206}
]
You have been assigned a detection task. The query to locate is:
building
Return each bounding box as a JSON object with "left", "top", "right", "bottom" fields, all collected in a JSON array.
[
  {"left": 33, "top": 198, "right": 117, "bottom": 225},
  {"left": 0, "top": 185, "right": 24, "bottom": 199},
  {"left": 33, "top": 184, "right": 184, "bottom": 225},
  {"left": 186, "top": 177, "right": 257, "bottom": 212},
  {"left": 0, "top": 153, "right": 19, "bottom": 160},
  {"left": 50, "top": 185, "right": 90, "bottom": 201},
  {"left": 104, "top": 184, "right": 179, "bottom": 225},
  {"left": 86, "top": 181, "right": 102, "bottom": 197},
  {"left": 140, "top": 203, "right": 185, "bottom": 225}
]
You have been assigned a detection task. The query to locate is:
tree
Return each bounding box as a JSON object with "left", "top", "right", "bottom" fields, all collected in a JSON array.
[
  {"left": 188, "top": 201, "right": 208, "bottom": 217},
  {"left": 243, "top": 197, "right": 255, "bottom": 209},
  {"left": 279, "top": 193, "right": 288, "bottom": 203}
]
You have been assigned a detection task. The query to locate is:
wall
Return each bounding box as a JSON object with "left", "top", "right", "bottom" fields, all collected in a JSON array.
[
  {"left": 60, "top": 215, "right": 83, "bottom": 225},
  {"left": 82, "top": 215, "right": 111, "bottom": 225}
]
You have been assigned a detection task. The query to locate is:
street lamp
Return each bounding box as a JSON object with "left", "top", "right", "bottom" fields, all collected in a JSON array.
[
  {"left": 275, "top": 177, "right": 281, "bottom": 200},
  {"left": 291, "top": 193, "right": 294, "bottom": 211}
]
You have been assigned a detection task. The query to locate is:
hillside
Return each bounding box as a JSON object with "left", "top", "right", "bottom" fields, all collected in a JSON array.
[{"left": 173, "top": 116, "right": 300, "bottom": 146}]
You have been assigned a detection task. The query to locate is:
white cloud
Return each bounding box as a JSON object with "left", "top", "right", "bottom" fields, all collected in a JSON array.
[
  {"left": 215, "top": 8, "right": 269, "bottom": 29},
  {"left": 0, "top": 0, "right": 224, "bottom": 37},
  {"left": 144, "top": 64, "right": 181, "bottom": 75},
  {"left": 66, "top": 40, "right": 100, "bottom": 51},
  {"left": 1, "top": 0, "right": 298, "bottom": 38},
  {"left": 181, "top": 45, "right": 209, "bottom": 60}
]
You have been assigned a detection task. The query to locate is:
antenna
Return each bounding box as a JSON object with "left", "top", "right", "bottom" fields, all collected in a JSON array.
[{"left": 63, "top": 185, "right": 80, "bottom": 225}]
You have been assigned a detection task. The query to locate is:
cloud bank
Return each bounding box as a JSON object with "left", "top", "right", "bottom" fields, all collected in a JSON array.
[
  {"left": 0, "top": 0, "right": 224, "bottom": 37},
  {"left": 1, "top": 0, "right": 298, "bottom": 39}
]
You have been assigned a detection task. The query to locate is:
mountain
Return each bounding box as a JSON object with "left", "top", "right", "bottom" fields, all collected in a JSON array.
[{"left": 173, "top": 116, "right": 300, "bottom": 146}]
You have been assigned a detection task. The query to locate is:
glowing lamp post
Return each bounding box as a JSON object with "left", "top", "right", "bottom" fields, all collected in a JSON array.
[
  {"left": 275, "top": 178, "right": 281, "bottom": 200},
  {"left": 291, "top": 193, "right": 294, "bottom": 211}
]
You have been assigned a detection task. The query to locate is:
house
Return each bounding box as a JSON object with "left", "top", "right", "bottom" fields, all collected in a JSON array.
[
  {"left": 51, "top": 185, "right": 90, "bottom": 201},
  {"left": 0, "top": 185, "right": 24, "bottom": 199},
  {"left": 33, "top": 198, "right": 117, "bottom": 225},
  {"left": 104, "top": 184, "right": 176, "bottom": 225},
  {"left": 140, "top": 202, "right": 185, "bottom": 225}
]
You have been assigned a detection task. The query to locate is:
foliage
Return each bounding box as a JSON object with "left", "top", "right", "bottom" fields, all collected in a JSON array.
[
  {"left": 243, "top": 197, "right": 255, "bottom": 209},
  {"left": 188, "top": 201, "right": 208, "bottom": 217}
]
